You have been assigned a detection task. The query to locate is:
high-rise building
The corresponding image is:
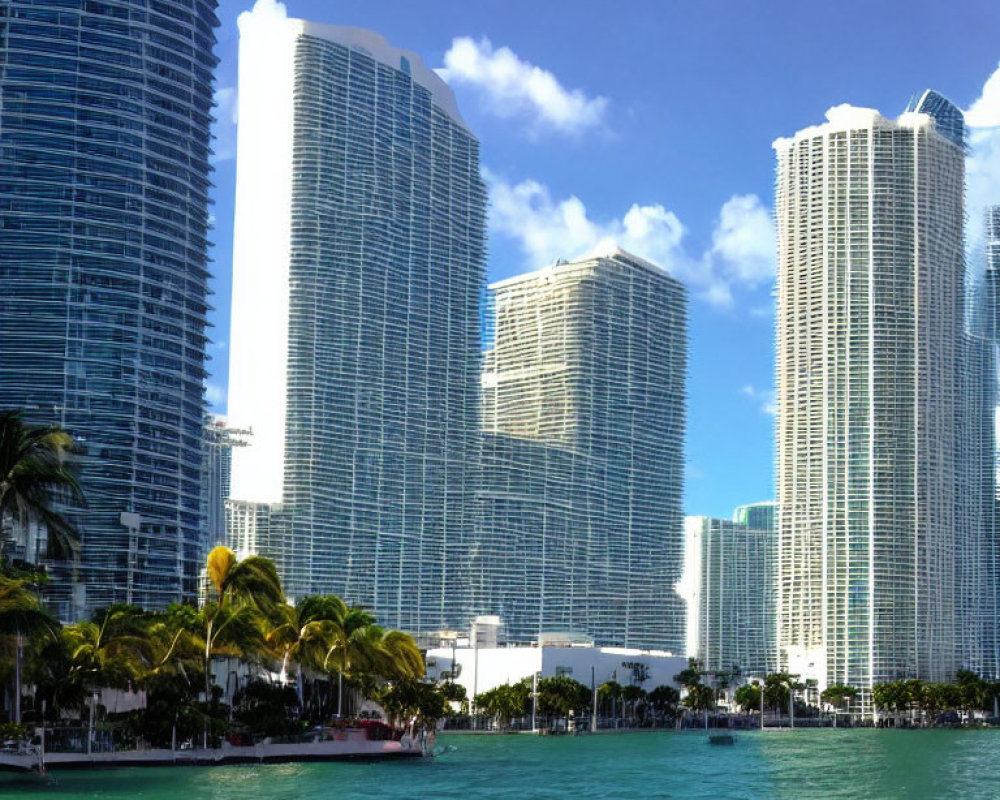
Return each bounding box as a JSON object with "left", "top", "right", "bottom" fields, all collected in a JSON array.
[
  {"left": 774, "top": 91, "right": 993, "bottom": 696},
  {"left": 682, "top": 512, "right": 777, "bottom": 677},
  {"left": 965, "top": 204, "right": 1000, "bottom": 679},
  {"left": 225, "top": 499, "right": 283, "bottom": 563},
  {"left": 733, "top": 500, "right": 776, "bottom": 533},
  {"left": 473, "top": 248, "right": 687, "bottom": 652},
  {"left": 227, "top": 13, "right": 486, "bottom": 632},
  {"left": 0, "top": 0, "right": 218, "bottom": 618},
  {"left": 202, "top": 417, "right": 250, "bottom": 551}
]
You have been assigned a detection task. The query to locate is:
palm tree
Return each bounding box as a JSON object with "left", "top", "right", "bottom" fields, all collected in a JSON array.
[
  {"left": 63, "top": 607, "right": 156, "bottom": 691},
  {"left": 598, "top": 680, "right": 623, "bottom": 726},
  {"left": 373, "top": 628, "right": 424, "bottom": 681},
  {"left": 201, "top": 546, "right": 284, "bottom": 745},
  {"left": 0, "top": 575, "right": 58, "bottom": 721},
  {"left": 621, "top": 684, "right": 648, "bottom": 726},
  {"left": 683, "top": 684, "right": 716, "bottom": 728},
  {"left": 647, "top": 684, "right": 680, "bottom": 726},
  {"left": 0, "top": 410, "right": 83, "bottom": 563},
  {"left": 322, "top": 603, "right": 375, "bottom": 717},
  {"left": 267, "top": 595, "right": 344, "bottom": 714}
]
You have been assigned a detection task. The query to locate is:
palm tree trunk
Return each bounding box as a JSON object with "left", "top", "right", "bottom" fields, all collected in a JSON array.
[
  {"left": 14, "top": 628, "right": 21, "bottom": 724},
  {"left": 203, "top": 618, "right": 213, "bottom": 750},
  {"left": 337, "top": 672, "right": 343, "bottom": 717}
]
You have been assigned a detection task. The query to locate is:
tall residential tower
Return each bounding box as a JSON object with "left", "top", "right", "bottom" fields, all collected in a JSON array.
[
  {"left": 227, "top": 11, "right": 486, "bottom": 632},
  {"left": 774, "top": 92, "right": 995, "bottom": 696},
  {"left": 0, "top": 0, "right": 218, "bottom": 618},
  {"left": 474, "top": 249, "right": 687, "bottom": 652},
  {"left": 682, "top": 509, "right": 777, "bottom": 677}
]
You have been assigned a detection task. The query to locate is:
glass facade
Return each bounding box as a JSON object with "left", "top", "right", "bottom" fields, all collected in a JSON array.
[
  {"left": 0, "top": 0, "right": 218, "bottom": 618},
  {"left": 774, "top": 93, "right": 996, "bottom": 701},
  {"left": 733, "top": 500, "right": 776, "bottom": 532},
  {"left": 228, "top": 21, "right": 486, "bottom": 633},
  {"left": 684, "top": 515, "right": 777, "bottom": 677},
  {"left": 474, "top": 251, "right": 687, "bottom": 652},
  {"left": 201, "top": 417, "right": 250, "bottom": 550}
]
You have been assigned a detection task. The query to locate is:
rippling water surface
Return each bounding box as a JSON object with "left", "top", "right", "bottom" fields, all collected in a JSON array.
[{"left": 5, "top": 730, "right": 1000, "bottom": 799}]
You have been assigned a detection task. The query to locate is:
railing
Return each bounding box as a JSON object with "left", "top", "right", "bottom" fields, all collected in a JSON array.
[{"left": 39, "top": 727, "right": 149, "bottom": 754}]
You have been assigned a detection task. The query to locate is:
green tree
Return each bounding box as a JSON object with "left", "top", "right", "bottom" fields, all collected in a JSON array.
[
  {"left": 0, "top": 575, "right": 58, "bottom": 721},
  {"left": 734, "top": 683, "right": 762, "bottom": 715},
  {"left": 0, "top": 410, "right": 83, "bottom": 563},
  {"left": 647, "top": 684, "right": 680, "bottom": 723},
  {"left": 763, "top": 673, "right": 796, "bottom": 714},
  {"left": 820, "top": 684, "right": 859, "bottom": 710},
  {"left": 232, "top": 678, "right": 300, "bottom": 737},
  {"left": 622, "top": 684, "right": 648, "bottom": 726},
  {"left": 683, "top": 683, "right": 715, "bottom": 715},
  {"left": 201, "top": 546, "right": 285, "bottom": 744},
  {"left": 24, "top": 632, "right": 87, "bottom": 721},
  {"left": 63, "top": 606, "right": 156, "bottom": 691},
  {"left": 267, "top": 595, "right": 344, "bottom": 713},
  {"left": 956, "top": 670, "right": 985, "bottom": 724},
  {"left": 380, "top": 679, "right": 448, "bottom": 730},
  {"left": 536, "top": 675, "right": 590, "bottom": 727},
  {"left": 475, "top": 682, "right": 529, "bottom": 729},
  {"left": 873, "top": 681, "right": 912, "bottom": 724},
  {"left": 820, "top": 683, "right": 858, "bottom": 725},
  {"left": 673, "top": 658, "right": 703, "bottom": 689},
  {"left": 321, "top": 601, "right": 376, "bottom": 716},
  {"left": 322, "top": 615, "right": 423, "bottom": 715}
]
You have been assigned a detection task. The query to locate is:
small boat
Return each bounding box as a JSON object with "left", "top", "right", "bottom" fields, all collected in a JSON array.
[{"left": 708, "top": 733, "right": 736, "bottom": 745}]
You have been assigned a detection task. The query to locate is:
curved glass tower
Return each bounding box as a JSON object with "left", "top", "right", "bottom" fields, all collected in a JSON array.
[
  {"left": 0, "top": 0, "right": 218, "bottom": 618},
  {"left": 228, "top": 14, "right": 486, "bottom": 633}
]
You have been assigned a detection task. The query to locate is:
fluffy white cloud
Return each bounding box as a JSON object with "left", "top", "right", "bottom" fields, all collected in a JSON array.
[
  {"left": 240, "top": 0, "right": 287, "bottom": 25},
  {"left": 710, "top": 194, "right": 775, "bottom": 286},
  {"left": 484, "top": 169, "right": 775, "bottom": 307},
  {"left": 205, "top": 382, "right": 226, "bottom": 408},
  {"left": 210, "top": 86, "right": 238, "bottom": 163},
  {"left": 739, "top": 384, "right": 776, "bottom": 416},
  {"left": 967, "top": 63, "right": 1000, "bottom": 251},
  {"left": 438, "top": 37, "right": 608, "bottom": 134}
]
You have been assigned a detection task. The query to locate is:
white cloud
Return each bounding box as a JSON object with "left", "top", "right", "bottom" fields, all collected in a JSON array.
[
  {"left": 739, "top": 384, "right": 776, "bottom": 416},
  {"left": 685, "top": 463, "right": 707, "bottom": 481},
  {"left": 966, "top": 63, "right": 1000, "bottom": 252},
  {"left": 240, "top": 0, "right": 287, "bottom": 25},
  {"left": 484, "top": 169, "right": 775, "bottom": 306},
  {"left": 205, "top": 382, "right": 226, "bottom": 408},
  {"left": 211, "top": 86, "right": 238, "bottom": 163},
  {"left": 438, "top": 37, "right": 608, "bottom": 135},
  {"left": 710, "top": 194, "right": 775, "bottom": 286},
  {"left": 966, "top": 66, "right": 1000, "bottom": 128}
]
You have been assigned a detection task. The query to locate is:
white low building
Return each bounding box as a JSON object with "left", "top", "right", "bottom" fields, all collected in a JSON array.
[{"left": 425, "top": 637, "right": 688, "bottom": 700}]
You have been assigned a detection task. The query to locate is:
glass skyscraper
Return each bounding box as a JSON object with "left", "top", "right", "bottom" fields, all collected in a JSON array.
[
  {"left": 474, "top": 249, "right": 687, "bottom": 652},
  {"left": 0, "top": 0, "right": 218, "bottom": 618},
  {"left": 227, "top": 14, "right": 486, "bottom": 633},
  {"left": 682, "top": 513, "right": 777, "bottom": 677},
  {"left": 774, "top": 91, "right": 996, "bottom": 700}
]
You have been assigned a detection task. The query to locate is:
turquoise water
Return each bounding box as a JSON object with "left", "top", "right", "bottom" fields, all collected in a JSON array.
[{"left": 3, "top": 730, "right": 1000, "bottom": 799}]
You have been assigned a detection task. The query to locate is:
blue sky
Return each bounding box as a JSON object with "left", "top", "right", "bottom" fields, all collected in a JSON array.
[{"left": 208, "top": 0, "right": 1000, "bottom": 519}]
